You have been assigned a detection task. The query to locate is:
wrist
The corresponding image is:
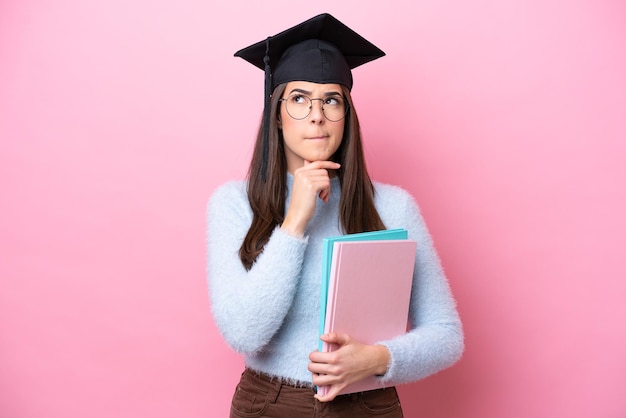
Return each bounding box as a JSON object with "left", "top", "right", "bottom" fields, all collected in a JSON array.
[
  {"left": 280, "top": 215, "right": 307, "bottom": 238},
  {"left": 374, "top": 345, "right": 391, "bottom": 376},
  {"left": 280, "top": 220, "right": 305, "bottom": 238}
]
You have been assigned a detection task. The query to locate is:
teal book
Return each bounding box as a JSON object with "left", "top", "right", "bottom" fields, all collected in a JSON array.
[{"left": 317, "top": 228, "right": 409, "bottom": 351}]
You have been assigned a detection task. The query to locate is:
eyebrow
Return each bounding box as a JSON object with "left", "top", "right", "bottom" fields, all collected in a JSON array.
[{"left": 288, "top": 88, "right": 343, "bottom": 97}]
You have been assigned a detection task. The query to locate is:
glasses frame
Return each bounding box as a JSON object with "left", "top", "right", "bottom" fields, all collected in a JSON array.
[{"left": 278, "top": 93, "right": 350, "bottom": 122}]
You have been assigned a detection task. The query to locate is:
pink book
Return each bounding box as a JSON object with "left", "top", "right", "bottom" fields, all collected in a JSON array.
[{"left": 318, "top": 239, "right": 417, "bottom": 397}]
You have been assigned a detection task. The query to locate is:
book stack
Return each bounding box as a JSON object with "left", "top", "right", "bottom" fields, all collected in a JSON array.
[{"left": 317, "top": 229, "right": 417, "bottom": 396}]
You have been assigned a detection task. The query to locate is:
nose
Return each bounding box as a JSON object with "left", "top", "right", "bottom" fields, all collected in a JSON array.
[{"left": 308, "top": 98, "right": 325, "bottom": 124}]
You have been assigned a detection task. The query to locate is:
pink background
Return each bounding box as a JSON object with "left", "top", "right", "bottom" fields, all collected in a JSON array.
[{"left": 1, "top": 1, "right": 625, "bottom": 417}]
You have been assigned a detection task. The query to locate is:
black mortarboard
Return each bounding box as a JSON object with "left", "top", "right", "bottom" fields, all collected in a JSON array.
[{"left": 234, "top": 13, "right": 385, "bottom": 180}]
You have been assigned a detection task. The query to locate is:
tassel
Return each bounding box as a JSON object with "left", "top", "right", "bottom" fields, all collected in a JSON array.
[{"left": 261, "top": 37, "right": 271, "bottom": 182}]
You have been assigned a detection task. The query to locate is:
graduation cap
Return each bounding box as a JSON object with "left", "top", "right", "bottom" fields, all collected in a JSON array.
[{"left": 234, "top": 13, "right": 385, "bottom": 180}]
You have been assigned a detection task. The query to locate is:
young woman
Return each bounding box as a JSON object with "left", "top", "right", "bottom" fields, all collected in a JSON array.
[{"left": 207, "top": 13, "right": 464, "bottom": 418}]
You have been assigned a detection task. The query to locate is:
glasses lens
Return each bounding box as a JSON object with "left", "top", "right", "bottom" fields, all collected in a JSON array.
[
  {"left": 284, "top": 94, "right": 311, "bottom": 120},
  {"left": 321, "top": 96, "right": 347, "bottom": 122}
]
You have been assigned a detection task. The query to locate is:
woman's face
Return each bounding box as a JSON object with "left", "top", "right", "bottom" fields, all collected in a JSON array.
[{"left": 279, "top": 81, "right": 345, "bottom": 173}]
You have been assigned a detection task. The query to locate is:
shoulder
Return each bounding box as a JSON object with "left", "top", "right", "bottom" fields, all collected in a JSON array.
[
  {"left": 207, "top": 180, "right": 250, "bottom": 216},
  {"left": 373, "top": 181, "right": 419, "bottom": 209},
  {"left": 209, "top": 180, "right": 247, "bottom": 202},
  {"left": 373, "top": 181, "right": 411, "bottom": 198},
  {"left": 372, "top": 181, "right": 423, "bottom": 229}
]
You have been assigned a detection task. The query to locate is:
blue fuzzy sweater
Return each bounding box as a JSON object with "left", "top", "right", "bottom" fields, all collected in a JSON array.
[{"left": 207, "top": 174, "right": 463, "bottom": 386}]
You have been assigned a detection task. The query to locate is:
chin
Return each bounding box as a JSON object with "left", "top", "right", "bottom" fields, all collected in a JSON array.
[
  {"left": 309, "top": 149, "right": 337, "bottom": 161},
  {"left": 309, "top": 155, "right": 333, "bottom": 162}
]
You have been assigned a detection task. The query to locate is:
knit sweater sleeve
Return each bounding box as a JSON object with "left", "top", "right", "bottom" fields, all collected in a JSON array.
[
  {"left": 206, "top": 181, "right": 308, "bottom": 355},
  {"left": 374, "top": 184, "right": 464, "bottom": 385}
]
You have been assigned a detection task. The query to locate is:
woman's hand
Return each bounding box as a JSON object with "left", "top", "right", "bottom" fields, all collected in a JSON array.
[
  {"left": 281, "top": 160, "right": 340, "bottom": 237},
  {"left": 308, "top": 333, "right": 391, "bottom": 402}
]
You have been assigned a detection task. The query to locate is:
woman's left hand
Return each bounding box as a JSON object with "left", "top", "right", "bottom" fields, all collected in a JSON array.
[{"left": 308, "top": 333, "right": 390, "bottom": 402}]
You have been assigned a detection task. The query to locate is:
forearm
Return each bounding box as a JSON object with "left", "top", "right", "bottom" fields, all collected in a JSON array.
[
  {"left": 209, "top": 226, "right": 307, "bottom": 354},
  {"left": 207, "top": 184, "right": 308, "bottom": 354},
  {"left": 378, "top": 320, "right": 464, "bottom": 385}
]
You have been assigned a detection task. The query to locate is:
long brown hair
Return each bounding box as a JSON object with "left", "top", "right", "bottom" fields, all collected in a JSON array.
[{"left": 239, "top": 83, "right": 385, "bottom": 270}]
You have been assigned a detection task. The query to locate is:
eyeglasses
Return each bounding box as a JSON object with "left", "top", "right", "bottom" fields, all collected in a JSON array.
[{"left": 279, "top": 93, "right": 349, "bottom": 122}]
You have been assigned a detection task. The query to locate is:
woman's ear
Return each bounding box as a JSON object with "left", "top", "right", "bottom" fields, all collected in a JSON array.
[{"left": 277, "top": 116, "right": 282, "bottom": 130}]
